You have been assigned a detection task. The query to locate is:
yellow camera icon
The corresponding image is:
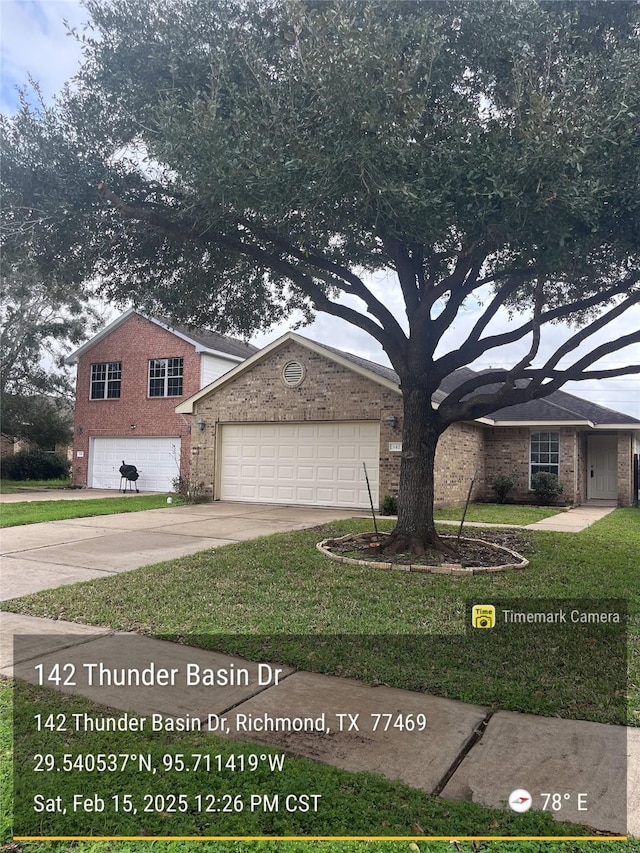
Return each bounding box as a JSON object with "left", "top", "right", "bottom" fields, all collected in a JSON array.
[{"left": 472, "top": 604, "right": 496, "bottom": 629}]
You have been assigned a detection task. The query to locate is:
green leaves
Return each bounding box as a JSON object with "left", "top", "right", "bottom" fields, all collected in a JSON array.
[{"left": 1, "top": 0, "right": 638, "bottom": 343}]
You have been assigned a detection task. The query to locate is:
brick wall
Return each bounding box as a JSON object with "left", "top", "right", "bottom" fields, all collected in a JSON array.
[
  {"left": 71, "top": 315, "right": 199, "bottom": 486},
  {"left": 484, "top": 426, "right": 579, "bottom": 504},
  {"left": 617, "top": 432, "right": 633, "bottom": 506},
  {"left": 191, "top": 340, "right": 485, "bottom": 507},
  {"left": 434, "top": 421, "right": 486, "bottom": 505}
]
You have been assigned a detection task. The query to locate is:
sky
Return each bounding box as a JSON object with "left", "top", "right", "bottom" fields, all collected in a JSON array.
[{"left": 2, "top": 0, "right": 639, "bottom": 419}]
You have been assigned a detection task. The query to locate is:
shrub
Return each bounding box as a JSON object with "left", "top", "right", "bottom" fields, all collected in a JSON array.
[
  {"left": 491, "top": 474, "right": 519, "bottom": 504},
  {"left": 172, "top": 475, "right": 190, "bottom": 498},
  {"left": 172, "top": 474, "right": 207, "bottom": 503},
  {"left": 380, "top": 494, "right": 398, "bottom": 515},
  {"left": 1, "top": 450, "right": 71, "bottom": 481},
  {"left": 530, "top": 471, "right": 565, "bottom": 505}
]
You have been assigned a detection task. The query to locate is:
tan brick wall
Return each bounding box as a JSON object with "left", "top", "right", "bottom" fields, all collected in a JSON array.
[
  {"left": 191, "top": 341, "right": 400, "bottom": 498},
  {"left": 71, "top": 315, "right": 199, "bottom": 486},
  {"left": 434, "top": 422, "right": 486, "bottom": 506},
  {"left": 617, "top": 432, "right": 633, "bottom": 506},
  {"left": 484, "top": 426, "right": 579, "bottom": 504},
  {"left": 191, "top": 340, "right": 485, "bottom": 507}
]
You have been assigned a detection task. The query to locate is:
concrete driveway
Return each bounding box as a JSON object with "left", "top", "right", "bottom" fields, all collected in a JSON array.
[{"left": 0, "top": 502, "right": 356, "bottom": 600}]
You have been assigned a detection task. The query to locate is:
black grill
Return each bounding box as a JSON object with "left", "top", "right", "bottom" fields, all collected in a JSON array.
[{"left": 119, "top": 461, "right": 140, "bottom": 493}]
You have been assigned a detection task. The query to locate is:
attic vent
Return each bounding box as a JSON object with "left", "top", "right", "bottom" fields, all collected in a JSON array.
[{"left": 282, "top": 360, "right": 305, "bottom": 387}]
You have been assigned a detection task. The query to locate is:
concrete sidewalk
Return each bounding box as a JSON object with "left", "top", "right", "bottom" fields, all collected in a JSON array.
[
  {"left": 1, "top": 611, "right": 636, "bottom": 836},
  {"left": 429, "top": 503, "right": 617, "bottom": 533},
  {"left": 524, "top": 503, "right": 617, "bottom": 532},
  {"left": 1, "top": 500, "right": 636, "bottom": 836}
]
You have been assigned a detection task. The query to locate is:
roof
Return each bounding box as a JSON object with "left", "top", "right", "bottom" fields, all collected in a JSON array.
[
  {"left": 65, "top": 308, "right": 258, "bottom": 365},
  {"left": 485, "top": 387, "right": 640, "bottom": 426},
  {"left": 153, "top": 316, "right": 259, "bottom": 360},
  {"left": 176, "top": 332, "right": 640, "bottom": 429},
  {"left": 320, "top": 342, "right": 400, "bottom": 385},
  {"left": 176, "top": 331, "right": 640, "bottom": 428}
]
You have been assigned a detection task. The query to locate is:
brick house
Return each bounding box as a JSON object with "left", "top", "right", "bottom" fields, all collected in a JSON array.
[
  {"left": 65, "top": 310, "right": 257, "bottom": 491},
  {"left": 176, "top": 332, "right": 640, "bottom": 508}
]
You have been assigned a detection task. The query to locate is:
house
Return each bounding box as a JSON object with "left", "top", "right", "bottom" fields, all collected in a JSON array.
[
  {"left": 176, "top": 332, "right": 640, "bottom": 509},
  {"left": 0, "top": 396, "right": 74, "bottom": 461},
  {"left": 65, "top": 309, "right": 257, "bottom": 491}
]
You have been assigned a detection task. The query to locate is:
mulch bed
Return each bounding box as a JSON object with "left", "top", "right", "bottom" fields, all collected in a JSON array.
[{"left": 321, "top": 528, "right": 532, "bottom": 570}]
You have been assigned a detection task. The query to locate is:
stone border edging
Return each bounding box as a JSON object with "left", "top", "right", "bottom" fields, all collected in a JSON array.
[{"left": 316, "top": 533, "right": 529, "bottom": 575}]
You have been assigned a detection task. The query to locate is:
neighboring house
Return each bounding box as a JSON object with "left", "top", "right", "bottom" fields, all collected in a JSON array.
[
  {"left": 177, "top": 332, "right": 640, "bottom": 509},
  {"left": 0, "top": 434, "right": 17, "bottom": 458},
  {"left": 65, "top": 310, "right": 257, "bottom": 491},
  {"left": 0, "top": 395, "right": 74, "bottom": 461}
]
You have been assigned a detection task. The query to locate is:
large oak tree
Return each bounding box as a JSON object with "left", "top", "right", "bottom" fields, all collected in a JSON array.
[{"left": 1, "top": 0, "right": 639, "bottom": 551}]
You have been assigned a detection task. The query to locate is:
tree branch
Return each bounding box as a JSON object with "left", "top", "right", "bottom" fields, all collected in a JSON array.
[
  {"left": 437, "top": 327, "right": 640, "bottom": 425},
  {"left": 239, "top": 218, "right": 408, "bottom": 351},
  {"left": 382, "top": 234, "right": 421, "bottom": 317},
  {"left": 436, "top": 272, "right": 640, "bottom": 381},
  {"left": 527, "top": 294, "right": 640, "bottom": 393},
  {"left": 96, "top": 182, "right": 404, "bottom": 357},
  {"left": 505, "top": 274, "right": 544, "bottom": 381}
]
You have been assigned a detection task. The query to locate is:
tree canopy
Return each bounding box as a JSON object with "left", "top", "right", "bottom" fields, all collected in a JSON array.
[
  {"left": 0, "top": 257, "right": 98, "bottom": 447},
  {"left": 1, "top": 0, "right": 638, "bottom": 549}
]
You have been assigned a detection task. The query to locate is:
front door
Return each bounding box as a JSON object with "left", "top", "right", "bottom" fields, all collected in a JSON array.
[{"left": 587, "top": 435, "right": 618, "bottom": 500}]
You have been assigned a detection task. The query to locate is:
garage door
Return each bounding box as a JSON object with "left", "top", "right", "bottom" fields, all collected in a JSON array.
[
  {"left": 219, "top": 422, "right": 379, "bottom": 508},
  {"left": 89, "top": 437, "right": 181, "bottom": 492}
]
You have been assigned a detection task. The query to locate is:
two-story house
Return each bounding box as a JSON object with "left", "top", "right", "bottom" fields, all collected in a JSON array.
[{"left": 65, "top": 309, "right": 257, "bottom": 491}]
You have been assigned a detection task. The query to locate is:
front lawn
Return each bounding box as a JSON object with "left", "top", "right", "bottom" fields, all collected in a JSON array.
[
  {"left": 0, "top": 494, "right": 184, "bottom": 527},
  {"left": 0, "top": 477, "right": 72, "bottom": 494},
  {"left": 4, "top": 509, "right": 636, "bottom": 726},
  {"left": 433, "top": 503, "right": 564, "bottom": 525}
]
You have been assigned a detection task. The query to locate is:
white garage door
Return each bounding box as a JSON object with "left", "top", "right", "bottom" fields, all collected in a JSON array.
[
  {"left": 89, "top": 437, "right": 181, "bottom": 492},
  {"left": 220, "top": 422, "right": 379, "bottom": 508}
]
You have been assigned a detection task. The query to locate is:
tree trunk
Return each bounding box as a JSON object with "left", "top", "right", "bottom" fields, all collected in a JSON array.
[{"left": 378, "top": 385, "right": 455, "bottom": 556}]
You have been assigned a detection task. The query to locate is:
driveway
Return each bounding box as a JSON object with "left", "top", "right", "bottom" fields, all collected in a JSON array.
[{"left": 0, "top": 502, "right": 356, "bottom": 600}]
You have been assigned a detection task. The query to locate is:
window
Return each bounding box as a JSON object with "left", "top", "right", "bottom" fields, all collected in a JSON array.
[
  {"left": 90, "top": 362, "right": 121, "bottom": 399},
  {"left": 530, "top": 431, "right": 559, "bottom": 484},
  {"left": 149, "top": 357, "right": 184, "bottom": 397}
]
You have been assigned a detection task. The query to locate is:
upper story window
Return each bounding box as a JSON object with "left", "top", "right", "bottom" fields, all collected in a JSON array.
[
  {"left": 90, "top": 362, "right": 122, "bottom": 400},
  {"left": 149, "top": 357, "right": 184, "bottom": 397},
  {"left": 530, "top": 431, "right": 559, "bottom": 484}
]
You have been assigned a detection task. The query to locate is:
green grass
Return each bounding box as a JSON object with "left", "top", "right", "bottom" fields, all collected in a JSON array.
[
  {"left": 2, "top": 509, "right": 636, "bottom": 847},
  {"left": 433, "top": 503, "right": 563, "bottom": 525},
  {"left": 4, "top": 509, "right": 636, "bottom": 726},
  {"left": 0, "top": 477, "right": 72, "bottom": 493},
  {"left": 0, "top": 494, "right": 185, "bottom": 527}
]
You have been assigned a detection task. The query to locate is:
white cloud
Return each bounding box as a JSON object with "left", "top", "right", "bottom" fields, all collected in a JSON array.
[{"left": 1, "top": 0, "right": 87, "bottom": 112}]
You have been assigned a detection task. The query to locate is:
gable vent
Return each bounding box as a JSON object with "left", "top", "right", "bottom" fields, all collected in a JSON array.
[{"left": 282, "top": 360, "right": 305, "bottom": 387}]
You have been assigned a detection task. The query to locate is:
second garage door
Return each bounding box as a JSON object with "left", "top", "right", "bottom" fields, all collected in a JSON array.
[
  {"left": 219, "top": 422, "right": 379, "bottom": 508},
  {"left": 89, "top": 436, "right": 181, "bottom": 492}
]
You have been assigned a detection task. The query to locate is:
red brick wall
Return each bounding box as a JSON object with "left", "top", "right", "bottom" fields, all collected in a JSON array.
[{"left": 71, "top": 315, "right": 199, "bottom": 486}]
